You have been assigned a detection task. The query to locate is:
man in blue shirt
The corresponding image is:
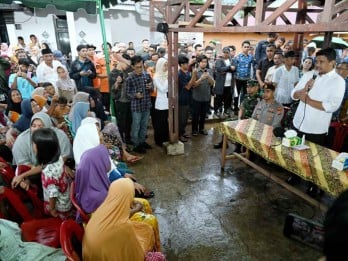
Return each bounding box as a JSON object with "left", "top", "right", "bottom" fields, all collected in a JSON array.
[
  {"left": 234, "top": 40, "right": 255, "bottom": 110},
  {"left": 8, "top": 58, "right": 37, "bottom": 99},
  {"left": 255, "top": 32, "right": 278, "bottom": 65}
]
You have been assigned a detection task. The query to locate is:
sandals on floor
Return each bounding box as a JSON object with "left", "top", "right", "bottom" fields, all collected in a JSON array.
[
  {"left": 125, "top": 155, "right": 144, "bottom": 164},
  {"left": 135, "top": 190, "right": 155, "bottom": 199}
]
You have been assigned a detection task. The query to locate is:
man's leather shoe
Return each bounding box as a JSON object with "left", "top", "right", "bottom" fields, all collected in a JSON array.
[
  {"left": 214, "top": 142, "right": 223, "bottom": 149},
  {"left": 286, "top": 175, "right": 301, "bottom": 185},
  {"left": 306, "top": 185, "right": 318, "bottom": 198},
  {"left": 214, "top": 141, "right": 228, "bottom": 149}
]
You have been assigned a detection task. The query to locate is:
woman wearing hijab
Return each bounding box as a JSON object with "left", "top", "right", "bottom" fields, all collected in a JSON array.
[
  {"left": 56, "top": 65, "right": 77, "bottom": 103},
  {"left": 73, "top": 120, "right": 151, "bottom": 196},
  {"left": 5, "top": 99, "right": 40, "bottom": 147},
  {"left": 153, "top": 57, "right": 169, "bottom": 146},
  {"left": 6, "top": 89, "right": 22, "bottom": 123},
  {"left": 83, "top": 178, "right": 160, "bottom": 260},
  {"left": 11, "top": 112, "right": 72, "bottom": 191},
  {"left": 86, "top": 87, "right": 107, "bottom": 129}
]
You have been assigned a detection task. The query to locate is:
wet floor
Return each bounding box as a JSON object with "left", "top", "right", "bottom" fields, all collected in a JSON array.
[{"left": 131, "top": 122, "right": 326, "bottom": 261}]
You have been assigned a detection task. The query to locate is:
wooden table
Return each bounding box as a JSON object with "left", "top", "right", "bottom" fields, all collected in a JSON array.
[{"left": 220, "top": 119, "right": 348, "bottom": 211}]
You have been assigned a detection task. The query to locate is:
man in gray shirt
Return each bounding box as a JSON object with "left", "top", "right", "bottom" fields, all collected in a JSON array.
[{"left": 192, "top": 55, "right": 215, "bottom": 136}]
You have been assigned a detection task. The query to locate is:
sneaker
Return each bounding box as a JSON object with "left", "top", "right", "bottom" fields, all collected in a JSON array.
[
  {"left": 141, "top": 142, "right": 152, "bottom": 149},
  {"left": 192, "top": 131, "right": 198, "bottom": 136},
  {"left": 133, "top": 145, "right": 146, "bottom": 154},
  {"left": 183, "top": 133, "right": 191, "bottom": 138},
  {"left": 199, "top": 129, "right": 208, "bottom": 135}
]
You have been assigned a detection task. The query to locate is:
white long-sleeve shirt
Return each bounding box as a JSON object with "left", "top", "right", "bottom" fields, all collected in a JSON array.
[
  {"left": 291, "top": 69, "right": 345, "bottom": 134},
  {"left": 154, "top": 77, "right": 168, "bottom": 110}
]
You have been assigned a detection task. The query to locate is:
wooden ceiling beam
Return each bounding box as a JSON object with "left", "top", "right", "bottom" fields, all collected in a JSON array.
[
  {"left": 261, "top": 0, "right": 297, "bottom": 25},
  {"left": 168, "top": 1, "right": 186, "bottom": 24},
  {"left": 188, "top": 0, "right": 213, "bottom": 27},
  {"left": 221, "top": 0, "right": 248, "bottom": 27},
  {"left": 169, "top": 22, "right": 348, "bottom": 33}
]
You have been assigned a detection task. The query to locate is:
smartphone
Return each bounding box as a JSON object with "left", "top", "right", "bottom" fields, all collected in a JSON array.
[{"left": 283, "top": 213, "right": 324, "bottom": 251}]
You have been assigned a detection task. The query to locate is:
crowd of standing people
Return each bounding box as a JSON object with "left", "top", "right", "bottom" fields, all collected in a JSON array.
[{"left": 0, "top": 31, "right": 348, "bottom": 259}]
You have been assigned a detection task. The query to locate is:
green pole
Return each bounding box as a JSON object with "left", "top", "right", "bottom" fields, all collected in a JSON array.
[{"left": 96, "top": 0, "right": 115, "bottom": 121}]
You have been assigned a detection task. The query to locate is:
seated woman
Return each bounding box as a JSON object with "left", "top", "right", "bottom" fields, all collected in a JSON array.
[
  {"left": 6, "top": 89, "right": 22, "bottom": 123},
  {"left": 74, "top": 122, "right": 151, "bottom": 196},
  {"left": 11, "top": 112, "right": 72, "bottom": 194},
  {"left": 32, "top": 128, "right": 73, "bottom": 219},
  {"left": 83, "top": 178, "right": 160, "bottom": 260},
  {"left": 0, "top": 218, "right": 66, "bottom": 260},
  {"left": 5, "top": 99, "right": 39, "bottom": 147}
]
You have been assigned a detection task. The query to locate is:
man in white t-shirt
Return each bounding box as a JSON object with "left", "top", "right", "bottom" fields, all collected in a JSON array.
[
  {"left": 36, "top": 48, "right": 62, "bottom": 86},
  {"left": 288, "top": 47, "right": 345, "bottom": 196},
  {"left": 264, "top": 52, "right": 283, "bottom": 85},
  {"left": 273, "top": 51, "right": 299, "bottom": 106}
]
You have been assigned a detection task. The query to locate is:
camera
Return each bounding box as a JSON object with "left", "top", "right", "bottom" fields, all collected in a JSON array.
[{"left": 203, "top": 69, "right": 208, "bottom": 73}]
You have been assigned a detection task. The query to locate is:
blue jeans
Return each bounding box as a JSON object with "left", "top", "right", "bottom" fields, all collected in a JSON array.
[{"left": 131, "top": 110, "right": 150, "bottom": 146}]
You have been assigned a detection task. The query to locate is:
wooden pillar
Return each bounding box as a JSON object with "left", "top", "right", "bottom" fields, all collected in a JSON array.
[
  {"left": 323, "top": 32, "right": 333, "bottom": 49},
  {"left": 167, "top": 31, "right": 179, "bottom": 143}
]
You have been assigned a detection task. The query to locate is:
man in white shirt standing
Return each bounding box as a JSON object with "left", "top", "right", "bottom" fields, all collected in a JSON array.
[
  {"left": 288, "top": 47, "right": 345, "bottom": 196},
  {"left": 36, "top": 48, "right": 62, "bottom": 86},
  {"left": 273, "top": 50, "right": 299, "bottom": 106}
]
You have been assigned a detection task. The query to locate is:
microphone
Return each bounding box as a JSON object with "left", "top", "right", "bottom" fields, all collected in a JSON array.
[
  {"left": 312, "top": 72, "right": 318, "bottom": 80},
  {"left": 307, "top": 72, "right": 318, "bottom": 92}
]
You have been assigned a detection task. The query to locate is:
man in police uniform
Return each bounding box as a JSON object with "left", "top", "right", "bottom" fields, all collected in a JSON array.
[
  {"left": 252, "top": 83, "right": 284, "bottom": 128},
  {"left": 238, "top": 79, "right": 261, "bottom": 120}
]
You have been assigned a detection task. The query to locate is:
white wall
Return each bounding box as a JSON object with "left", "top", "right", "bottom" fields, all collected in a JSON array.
[
  {"left": 14, "top": 7, "right": 60, "bottom": 50},
  {"left": 107, "top": 9, "right": 164, "bottom": 49},
  {"left": 12, "top": 6, "right": 165, "bottom": 54}
]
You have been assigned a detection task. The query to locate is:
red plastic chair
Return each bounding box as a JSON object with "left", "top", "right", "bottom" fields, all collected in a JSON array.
[
  {"left": 14, "top": 165, "right": 46, "bottom": 218},
  {"left": 0, "top": 186, "right": 33, "bottom": 223},
  {"left": 0, "top": 157, "right": 15, "bottom": 186},
  {"left": 21, "top": 218, "right": 63, "bottom": 248},
  {"left": 70, "top": 181, "right": 90, "bottom": 224},
  {"left": 0, "top": 186, "right": 62, "bottom": 247},
  {"left": 60, "top": 220, "right": 84, "bottom": 261}
]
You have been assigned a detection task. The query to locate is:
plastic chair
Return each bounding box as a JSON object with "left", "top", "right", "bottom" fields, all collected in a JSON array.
[
  {"left": 0, "top": 186, "right": 33, "bottom": 223},
  {"left": 21, "top": 218, "right": 63, "bottom": 248},
  {"left": 70, "top": 181, "right": 90, "bottom": 224},
  {"left": 0, "top": 186, "right": 62, "bottom": 247},
  {"left": 0, "top": 157, "right": 15, "bottom": 186},
  {"left": 60, "top": 220, "right": 84, "bottom": 261}
]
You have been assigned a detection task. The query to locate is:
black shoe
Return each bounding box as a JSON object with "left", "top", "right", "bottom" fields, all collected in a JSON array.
[
  {"left": 214, "top": 141, "right": 223, "bottom": 149},
  {"left": 141, "top": 142, "right": 152, "bottom": 149},
  {"left": 192, "top": 131, "right": 198, "bottom": 136},
  {"left": 306, "top": 185, "right": 318, "bottom": 198},
  {"left": 286, "top": 175, "right": 301, "bottom": 186},
  {"left": 133, "top": 145, "right": 146, "bottom": 154},
  {"left": 199, "top": 129, "right": 208, "bottom": 135}
]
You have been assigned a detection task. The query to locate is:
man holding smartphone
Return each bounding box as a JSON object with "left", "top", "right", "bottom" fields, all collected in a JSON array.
[
  {"left": 9, "top": 58, "right": 37, "bottom": 99},
  {"left": 69, "top": 44, "right": 96, "bottom": 92},
  {"left": 126, "top": 55, "right": 153, "bottom": 153}
]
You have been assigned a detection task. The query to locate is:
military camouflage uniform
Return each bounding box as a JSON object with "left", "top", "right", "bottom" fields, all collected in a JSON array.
[
  {"left": 240, "top": 93, "right": 261, "bottom": 119},
  {"left": 252, "top": 99, "right": 284, "bottom": 127}
]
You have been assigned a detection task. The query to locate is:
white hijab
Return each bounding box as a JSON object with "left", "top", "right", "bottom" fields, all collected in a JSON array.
[
  {"left": 73, "top": 117, "right": 117, "bottom": 172},
  {"left": 73, "top": 122, "right": 100, "bottom": 166}
]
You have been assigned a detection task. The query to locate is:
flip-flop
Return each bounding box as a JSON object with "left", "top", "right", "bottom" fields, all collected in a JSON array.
[
  {"left": 127, "top": 155, "right": 144, "bottom": 164},
  {"left": 135, "top": 190, "right": 155, "bottom": 199}
]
